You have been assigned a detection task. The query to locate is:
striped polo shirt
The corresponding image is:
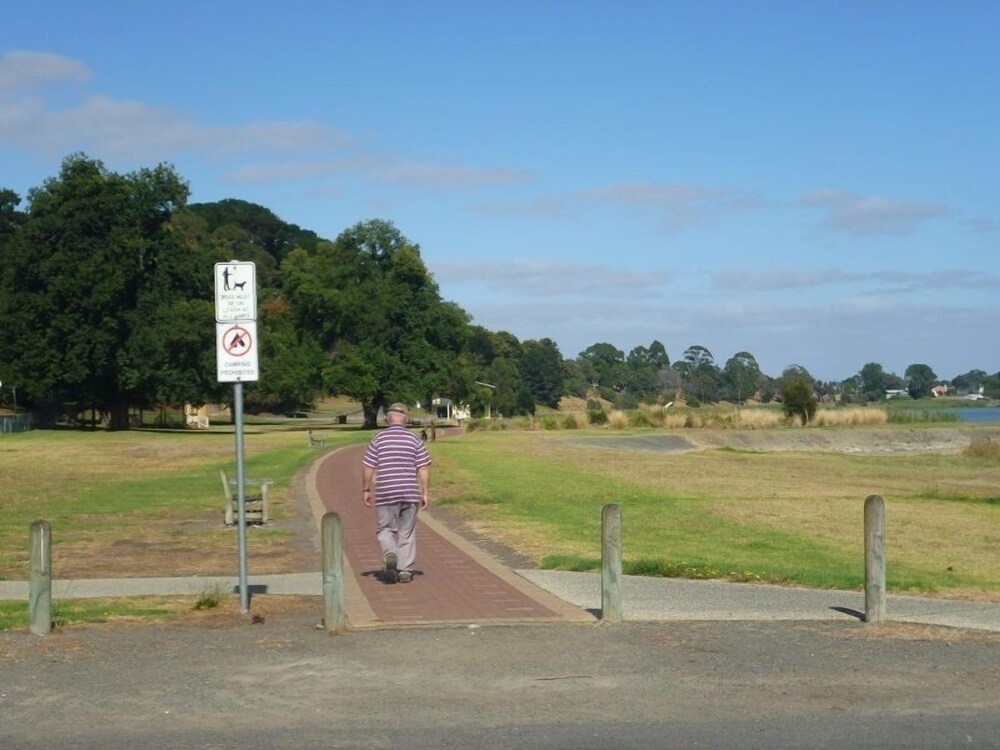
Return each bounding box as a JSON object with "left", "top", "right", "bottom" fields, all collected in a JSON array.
[{"left": 362, "top": 424, "right": 432, "bottom": 506}]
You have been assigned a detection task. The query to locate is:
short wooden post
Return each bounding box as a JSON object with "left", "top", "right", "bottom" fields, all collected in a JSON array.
[
  {"left": 601, "top": 504, "right": 623, "bottom": 622},
  {"left": 321, "top": 512, "right": 347, "bottom": 634},
  {"left": 430, "top": 419, "right": 437, "bottom": 442},
  {"left": 29, "top": 520, "right": 52, "bottom": 636},
  {"left": 864, "top": 494, "right": 886, "bottom": 624}
]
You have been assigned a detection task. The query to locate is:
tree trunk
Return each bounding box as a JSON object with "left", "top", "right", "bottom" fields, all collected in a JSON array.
[
  {"left": 362, "top": 397, "right": 385, "bottom": 429},
  {"left": 108, "top": 403, "right": 130, "bottom": 431}
]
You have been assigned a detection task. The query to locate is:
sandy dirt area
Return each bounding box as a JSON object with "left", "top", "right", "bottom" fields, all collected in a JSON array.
[{"left": 566, "top": 426, "right": 1000, "bottom": 456}]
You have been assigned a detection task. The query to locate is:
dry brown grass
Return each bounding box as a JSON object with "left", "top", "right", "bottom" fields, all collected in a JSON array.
[
  {"left": 964, "top": 436, "right": 1000, "bottom": 461},
  {"left": 735, "top": 409, "right": 785, "bottom": 429},
  {"left": 663, "top": 413, "right": 691, "bottom": 429},
  {"left": 0, "top": 429, "right": 324, "bottom": 579},
  {"left": 832, "top": 622, "right": 1000, "bottom": 643},
  {"left": 813, "top": 408, "right": 888, "bottom": 426},
  {"left": 608, "top": 410, "right": 629, "bottom": 429}
]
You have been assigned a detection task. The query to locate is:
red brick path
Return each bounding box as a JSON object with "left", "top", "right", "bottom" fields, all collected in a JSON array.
[{"left": 314, "top": 442, "right": 589, "bottom": 626}]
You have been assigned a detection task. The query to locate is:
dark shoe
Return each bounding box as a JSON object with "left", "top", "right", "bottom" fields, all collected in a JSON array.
[
  {"left": 384, "top": 552, "right": 398, "bottom": 583},
  {"left": 398, "top": 571, "right": 413, "bottom": 583}
]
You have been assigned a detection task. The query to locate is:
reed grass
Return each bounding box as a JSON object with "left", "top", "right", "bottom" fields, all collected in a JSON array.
[{"left": 812, "top": 407, "right": 888, "bottom": 426}]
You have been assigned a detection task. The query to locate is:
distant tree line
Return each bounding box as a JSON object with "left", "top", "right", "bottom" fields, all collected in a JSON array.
[{"left": 1, "top": 155, "right": 997, "bottom": 429}]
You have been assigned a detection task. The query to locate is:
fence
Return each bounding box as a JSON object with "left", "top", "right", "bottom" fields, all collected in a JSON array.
[{"left": 0, "top": 414, "right": 33, "bottom": 434}]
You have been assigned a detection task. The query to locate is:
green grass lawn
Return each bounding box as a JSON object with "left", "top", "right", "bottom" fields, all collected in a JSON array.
[
  {"left": 0, "top": 425, "right": 370, "bottom": 581},
  {"left": 2, "top": 421, "right": 997, "bottom": 632},
  {"left": 430, "top": 430, "right": 1000, "bottom": 599}
]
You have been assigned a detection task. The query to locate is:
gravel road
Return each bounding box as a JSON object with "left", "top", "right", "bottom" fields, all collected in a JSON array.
[{"left": 2, "top": 611, "right": 999, "bottom": 749}]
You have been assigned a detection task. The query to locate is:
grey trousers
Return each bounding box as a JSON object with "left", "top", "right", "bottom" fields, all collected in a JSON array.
[{"left": 375, "top": 502, "right": 419, "bottom": 571}]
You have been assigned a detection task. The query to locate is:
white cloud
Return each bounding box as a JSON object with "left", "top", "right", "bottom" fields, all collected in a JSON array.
[
  {"left": 712, "top": 268, "right": 855, "bottom": 291},
  {"left": 435, "top": 259, "right": 672, "bottom": 296},
  {"left": 579, "top": 181, "right": 765, "bottom": 231},
  {"left": 0, "top": 51, "right": 350, "bottom": 160},
  {"left": 227, "top": 155, "right": 531, "bottom": 191},
  {"left": 0, "top": 51, "right": 90, "bottom": 98},
  {"left": 968, "top": 216, "right": 1000, "bottom": 234},
  {"left": 470, "top": 196, "right": 571, "bottom": 219},
  {"left": 802, "top": 189, "right": 949, "bottom": 235},
  {"left": 371, "top": 162, "right": 532, "bottom": 190},
  {"left": 470, "top": 181, "right": 764, "bottom": 230},
  {"left": 711, "top": 267, "right": 1000, "bottom": 293}
]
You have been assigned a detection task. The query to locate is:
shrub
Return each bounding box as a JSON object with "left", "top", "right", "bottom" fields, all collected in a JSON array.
[
  {"left": 887, "top": 410, "right": 959, "bottom": 424},
  {"left": 585, "top": 398, "right": 603, "bottom": 411},
  {"left": 663, "top": 413, "right": 689, "bottom": 429},
  {"left": 686, "top": 396, "right": 702, "bottom": 408},
  {"left": 540, "top": 415, "right": 560, "bottom": 430},
  {"left": 641, "top": 407, "right": 666, "bottom": 427},
  {"left": 194, "top": 584, "right": 227, "bottom": 611},
  {"left": 588, "top": 409, "right": 608, "bottom": 425},
  {"left": 781, "top": 376, "right": 817, "bottom": 424},
  {"left": 608, "top": 410, "right": 629, "bottom": 429},
  {"left": 736, "top": 409, "right": 783, "bottom": 429},
  {"left": 683, "top": 413, "right": 702, "bottom": 428},
  {"left": 813, "top": 408, "right": 888, "bottom": 426},
  {"left": 615, "top": 393, "right": 639, "bottom": 410},
  {"left": 628, "top": 410, "right": 653, "bottom": 428},
  {"left": 964, "top": 437, "right": 1000, "bottom": 461},
  {"left": 562, "top": 414, "right": 579, "bottom": 429},
  {"left": 512, "top": 416, "right": 535, "bottom": 431}
]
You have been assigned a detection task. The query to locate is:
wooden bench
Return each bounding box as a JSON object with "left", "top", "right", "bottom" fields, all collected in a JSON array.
[
  {"left": 221, "top": 469, "right": 272, "bottom": 526},
  {"left": 307, "top": 430, "right": 327, "bottom": 450}
]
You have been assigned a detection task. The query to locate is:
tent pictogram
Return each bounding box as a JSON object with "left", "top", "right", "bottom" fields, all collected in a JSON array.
[{"left": 223, "top": 325, "right": 252, "bottom": 356}]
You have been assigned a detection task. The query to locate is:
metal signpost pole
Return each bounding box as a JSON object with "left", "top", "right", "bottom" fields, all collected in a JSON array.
[
  {"left": 215, "top": 260, "right": 258, "bottom": 617},
  {"left": 235, "top": 380, "right": 249, "bottom": 613}
]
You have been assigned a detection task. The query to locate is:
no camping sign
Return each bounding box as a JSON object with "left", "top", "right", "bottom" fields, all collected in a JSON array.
[{"left": 216, "top": 321, "right": 259, "bottom": 382}]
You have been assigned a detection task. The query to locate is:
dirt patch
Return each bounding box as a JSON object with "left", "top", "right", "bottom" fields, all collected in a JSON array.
[
  {"left": 829, "top": 621, "right": 1000, "bottom": 643},
  {"left": 563, "top": 426, "right": 1000, "bottom": 456}
]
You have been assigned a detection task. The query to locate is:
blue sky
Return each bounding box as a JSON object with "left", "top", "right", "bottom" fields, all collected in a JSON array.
[{"left": 1, "top": 1, "right": 997, "bottom": 381}]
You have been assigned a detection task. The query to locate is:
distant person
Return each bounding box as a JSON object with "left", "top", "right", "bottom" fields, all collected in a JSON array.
[{"left": 362, "top": 403, "right": 431, "bottom": 583}]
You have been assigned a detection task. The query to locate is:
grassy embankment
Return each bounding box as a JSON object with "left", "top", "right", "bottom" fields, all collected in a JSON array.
[
  {"left": 431, "top": 429, "right": 1000, "bottom": 600},
  {"left": 0, "top": 423, "right": 368, "bottom": 629}
]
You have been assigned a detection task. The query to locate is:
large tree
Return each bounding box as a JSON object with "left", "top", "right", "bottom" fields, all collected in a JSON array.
[
  {"left": 904, "top": 363, "right": 937, "bottom": 400},
  {"left": 0, "top": 155, "right": 203, "bottom": 429},
  {"left": 577, "top": 343, "right": 625, "bottom": 392},
  {"left": 723, "top": 351, "right": 761, "bottom": 405},
  {"left": 676, "top": 345, "right": 720, "bottom": 403},
  {"left": 520, "top": 338, "right": 564, "bottom": 408},
  {"left": 284, "top": 219, "right": 470, "bottom": 427},
  {"left": 859, "top": 362, "right": 888, "bottom": 403}
]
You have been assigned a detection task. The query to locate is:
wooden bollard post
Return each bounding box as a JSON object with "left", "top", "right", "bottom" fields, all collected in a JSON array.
[
  {"left": 601, "top": 504, "right": 623, "bottom": 622},
  {"left": 29, "top": 520, "right": 52, "bottom": 636},
  {"left": 864, "top": 495, "right": 886, "bottom": 624},
  {"left": 321, "top": 512, "right": 346, "bottom": 634}
]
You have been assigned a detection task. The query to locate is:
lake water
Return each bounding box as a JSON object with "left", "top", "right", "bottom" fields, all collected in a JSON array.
[{"left": 953, "top": 407, "right": 1000, "bottom": 423}]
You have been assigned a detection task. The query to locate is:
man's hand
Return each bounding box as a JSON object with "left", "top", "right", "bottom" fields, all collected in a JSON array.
[
  {"left": 363, "top": 488, "right": 373, "bottom": 508},
  {"left": 420, "top": 492, "right": 429, "bottom": 510}
]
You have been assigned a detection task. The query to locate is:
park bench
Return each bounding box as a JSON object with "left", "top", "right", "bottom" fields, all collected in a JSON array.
[
  {"left": 307, "top": 430, "right": 327, "bottom": 450},
  {"left": 220, "top": 469, "right": 272, "bottom": 526}
]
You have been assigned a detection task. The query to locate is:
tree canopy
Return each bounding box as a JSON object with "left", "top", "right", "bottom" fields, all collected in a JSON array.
[
  {"left": 0, "top": 155, "right": 205, "bottom": 428},
  {"left": 1, "top": 155, "right": 994, "bottom": 427}
]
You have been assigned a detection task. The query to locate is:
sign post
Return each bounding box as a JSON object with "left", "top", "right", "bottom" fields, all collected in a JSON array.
[{"left": 214, "top": 260, "right": 258, "bottom": 614}]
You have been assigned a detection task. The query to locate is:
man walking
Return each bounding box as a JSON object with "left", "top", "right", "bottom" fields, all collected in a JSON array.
[{"left": 362, "top": 403, "right": 431, "bottom": 583}]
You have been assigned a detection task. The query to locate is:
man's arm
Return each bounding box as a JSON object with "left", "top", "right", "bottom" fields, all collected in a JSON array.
[
  {"left": 362, "top": 465, "right": 375, "bottom": 507},
  {"left": 417, "top": 465, "right": 430, "bottom": 510}
]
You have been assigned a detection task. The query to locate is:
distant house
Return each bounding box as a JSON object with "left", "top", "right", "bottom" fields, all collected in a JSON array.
[
  {"left": 885, "top": 389, "right": 908, "bottom": 400},
  {"left": 931, "top": 384, "right": 949, "bottom": 398}
]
